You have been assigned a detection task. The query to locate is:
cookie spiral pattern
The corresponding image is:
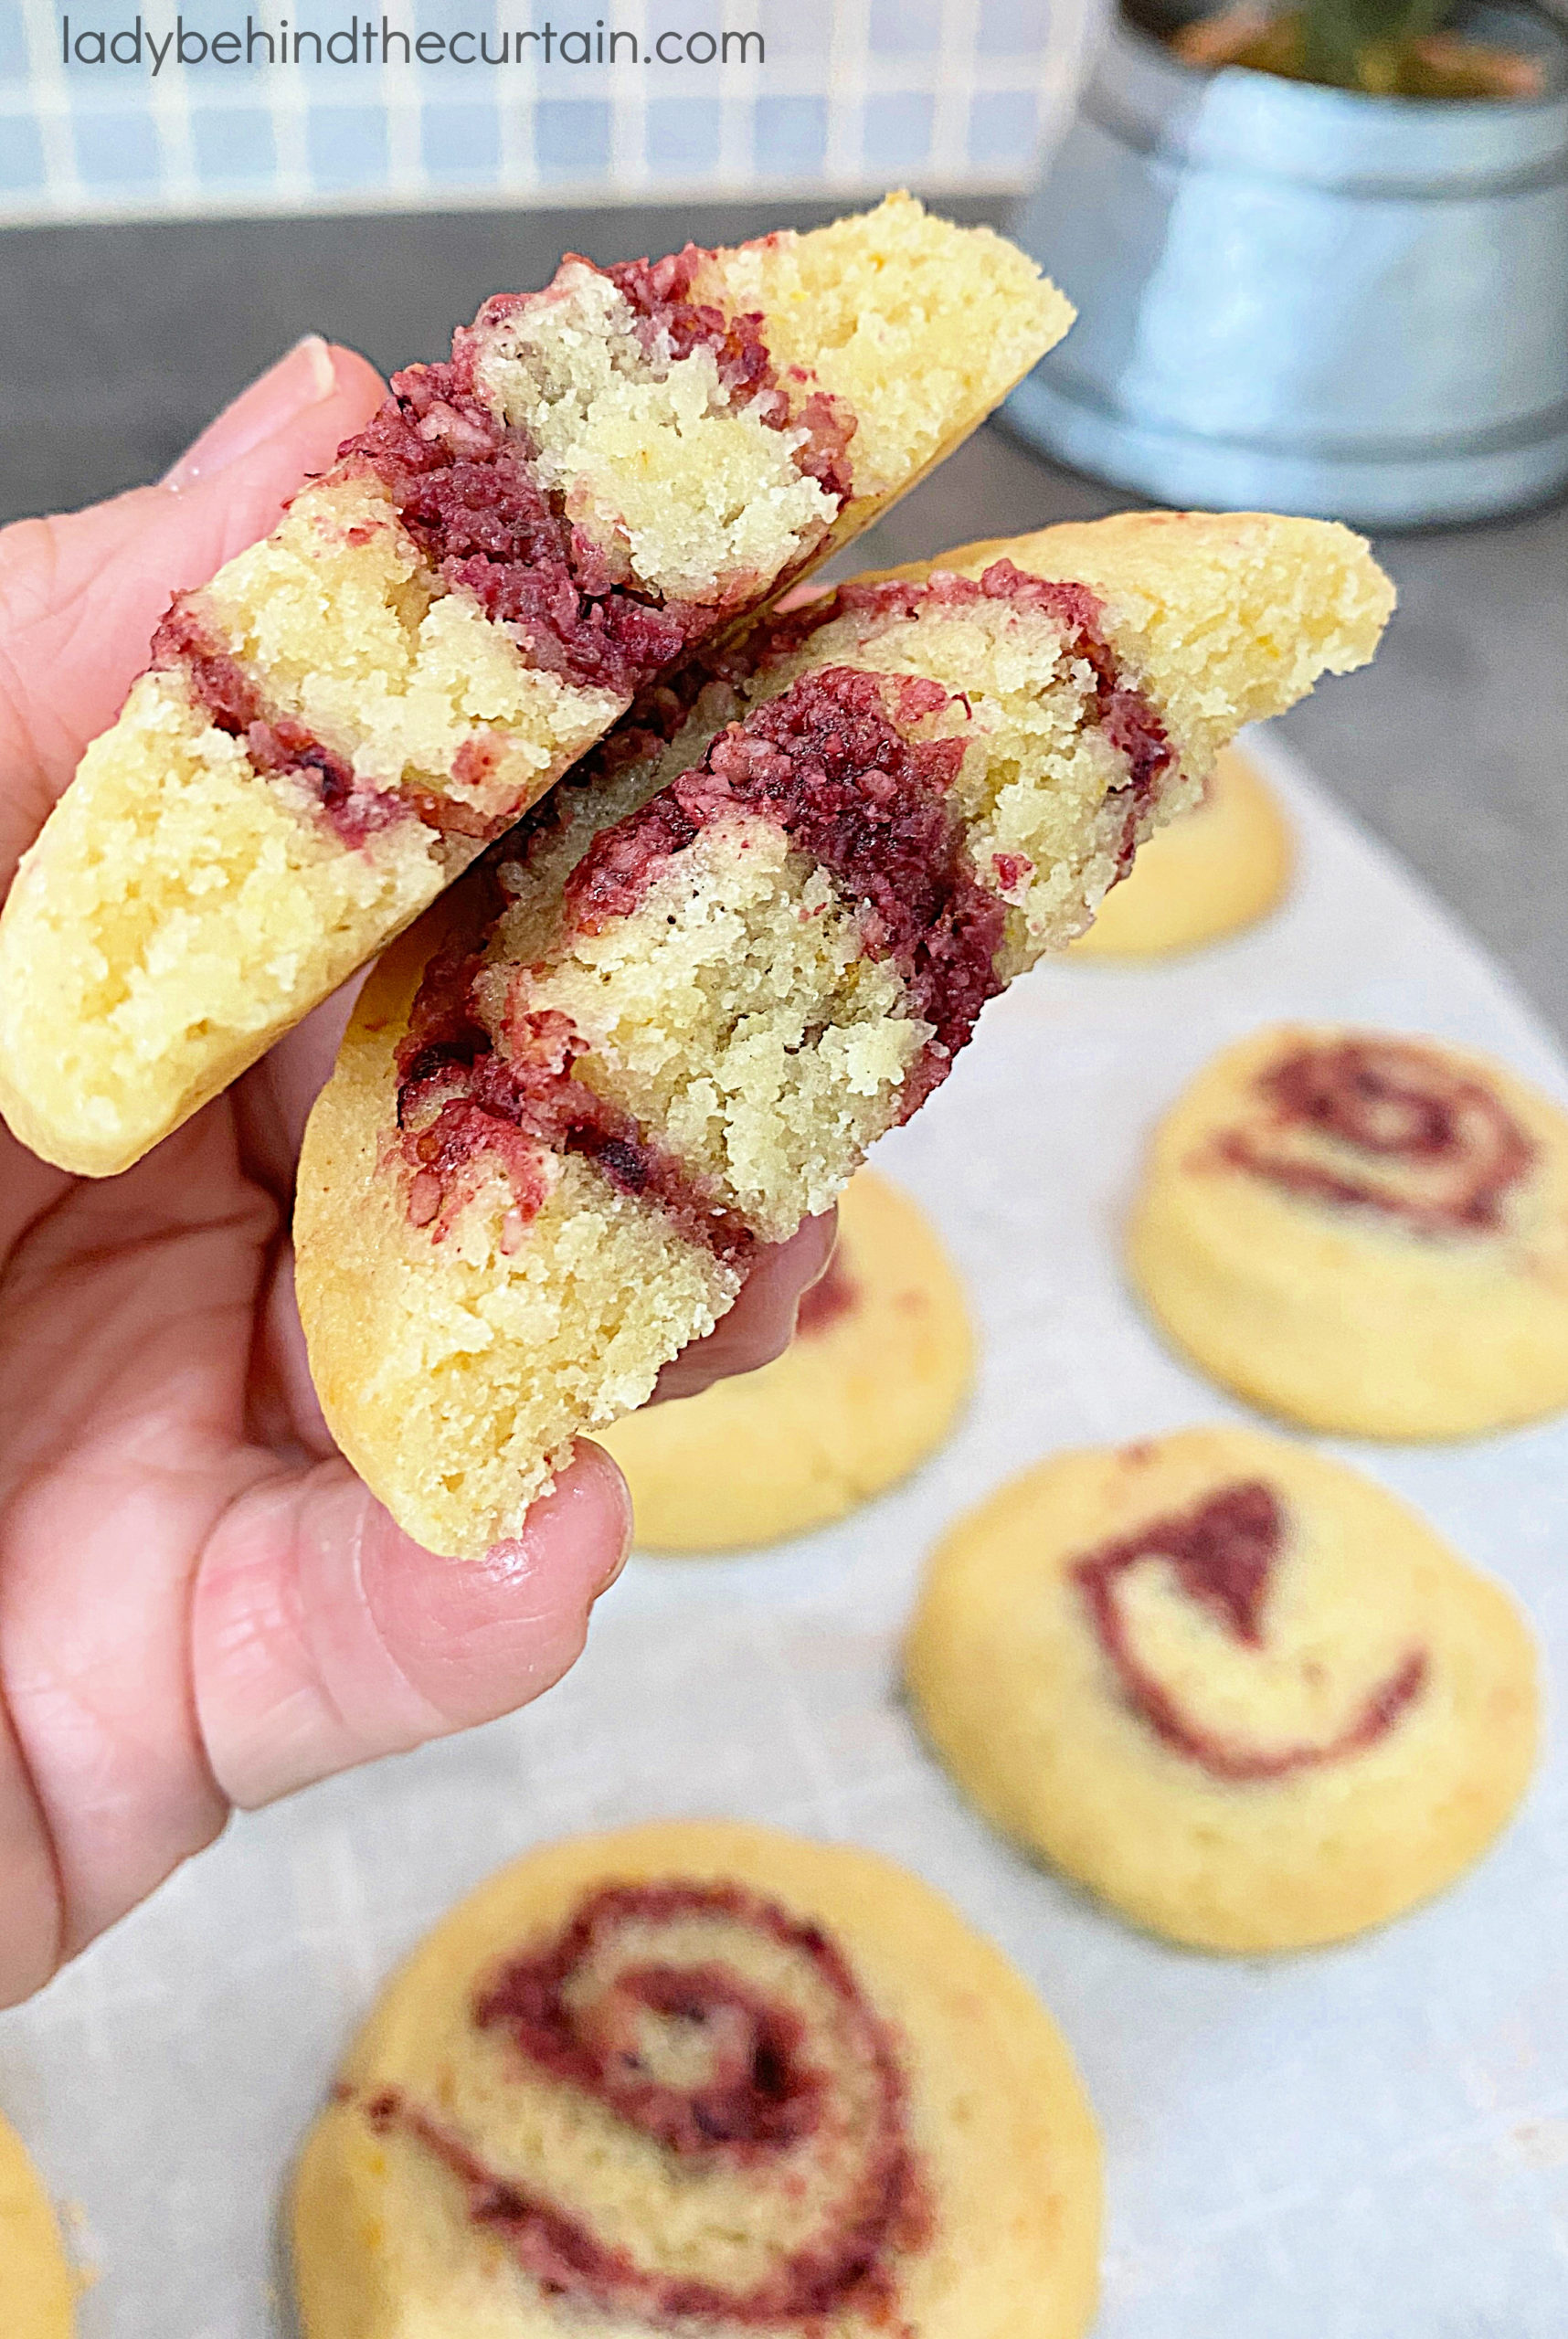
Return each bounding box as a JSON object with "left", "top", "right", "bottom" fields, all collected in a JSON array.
[
  {"left": 1128, "top": 1024, "right": 1568, "bottom": 1438},
  {"left": 1073, "top": 1478, "right": 1425, "bottom": 1782},
  {"left": 1219, "top": 1034, "right": 1535, "bottom": 1234},
  {"left": 906, "top": 1427, "right": 1539, "bottom": 1952},
  {"left": 357, "top": 1880, "right": 926, "bottom": 2323},
  {"left": 291, "top": 1823, "right": 1104, "bottom": 2337}
]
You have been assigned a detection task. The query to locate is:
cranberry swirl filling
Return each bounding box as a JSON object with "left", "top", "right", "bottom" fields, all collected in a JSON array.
[
  {"left": 360, "top": 1879, "right": 929, "bottom": 2327},
  {"left": 566, "top": 664, "right": 1007, "bottom": 1116},
  {"left": 151, "top": 604, "right": 408, "bottom": 849},
  {"left": 339, "top": 252, "right": 853, "bottom": 699},
  {"left": 1074, "top": 1481, "right": 1427, "bottom": 1782},
  {"left": 1220, "top": 1036, "right": 1536, "bottom": 1234},
  {"left": 391, "top": 878, "right": 753, "bottom": 1263},
  {"left": 759, "top": 559, "right": 1178, "bottom": 877}
]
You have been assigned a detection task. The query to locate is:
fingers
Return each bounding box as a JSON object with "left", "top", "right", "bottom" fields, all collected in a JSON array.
[
  {"left": 652, "top": 1211, "right": 838, "bottom": 1403},
  {"left": 0, "top": 337, "right": 387, "bottom": 874},
  {"left": 191, "top": 1445, "right": 632, "bottom": 1808}
]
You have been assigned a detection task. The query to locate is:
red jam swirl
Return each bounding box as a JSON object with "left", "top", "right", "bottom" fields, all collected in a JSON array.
[
  {"left": 393, "top": 881, "right": 754, "bottom": 1262},
  {"left": 566, "top": 664, "right": 1008, "bottom": 1115},
  {"left": 341, "top": 355, "right": 693, "bottom": 699},
  {"left": 1222, "top": 1036, "right": 1536, "bottom": 1234},
  {"left": 360, "top": 1879, "right": 928, "bottom": 2327},
  {"left": 152, "top": 603, "right": 407, "bottom": 849},
  {"left": 1074, "top": 1480, "right": 1427, "bottom": 1781},
  {"left": 762, "top": 560, "right": 1178, "bottom": 876},
  {"left": 339, "top": 248, "right": 853, "bottom": 698},
  {"left": 607, "top": 249, "right": 855, "bottom": 504}
]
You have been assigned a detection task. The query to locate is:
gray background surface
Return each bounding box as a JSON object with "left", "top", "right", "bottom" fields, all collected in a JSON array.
[{"left": 3, "top": 198, "right": 1563, "bottom": 1026}]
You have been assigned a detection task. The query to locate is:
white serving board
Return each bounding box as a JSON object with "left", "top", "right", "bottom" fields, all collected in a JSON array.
[{"left": 4, "top": 736, "right": 1566, "bottom": 2337}]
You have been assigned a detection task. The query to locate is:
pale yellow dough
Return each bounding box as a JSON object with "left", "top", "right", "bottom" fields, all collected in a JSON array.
[
  {"left": 1071, "top": 741, "right": 1291, "bottom": 957},
  {"left": 599, "top": 1170, "right": 973, "bottom": 1549},
  {"left": 1128, "top": 1023, "right": 1568, "bottom": 1437},
  {"left": 0, "top": 2111, "right": 75, "bottom": 2338},
  {"left": 906, "top": 1427, "right": 1539, "bottom": 1953},
  {"left": 291, "top": 1820, "right": 1103, "bottom": 2339}
]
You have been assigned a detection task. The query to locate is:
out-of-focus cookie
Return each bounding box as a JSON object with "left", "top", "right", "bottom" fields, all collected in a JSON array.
[
  {"left": 1128, "top": 1024, "right": 1568, "bottom": 1437},
  {"left": 905, "top": 1427, "right": 1539, "bottom": 1953},
  {"left": 291, "top": 1820, "right": 1102, "bottom": 2338},
  {"left": 0, "top": 2111, "right": 74, "bottom": 2337},
  {"left": 1071, "top": 742, "right": 1291, "bottom": 957},
  {"left": 598, "top": 1170, "right": 972, "bottom": 1549}
]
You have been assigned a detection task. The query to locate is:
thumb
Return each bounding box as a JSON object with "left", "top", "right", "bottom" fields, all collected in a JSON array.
[
  {"left": 0, "top": 335, "right": 387, "bottom": 876},
  {"left": 190, "top": 1446, "right": 633, "bottom": 1808}
]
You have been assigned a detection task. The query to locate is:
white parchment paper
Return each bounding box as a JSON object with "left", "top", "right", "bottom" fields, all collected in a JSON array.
[{"left": 4, "top": 737, "right": 1566, "bottom": 2336}]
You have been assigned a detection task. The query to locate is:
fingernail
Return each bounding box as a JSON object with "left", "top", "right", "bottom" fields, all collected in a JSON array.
[
  {"left": 163, "top": 334, "right": 339, "bottom": 491},
  {"left": 597, "top": 1463, "right": 635, "bottom": 1597}
]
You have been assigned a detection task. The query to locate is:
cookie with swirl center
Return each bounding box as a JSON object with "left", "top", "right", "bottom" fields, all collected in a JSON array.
[
  {"left": 905, "top": 1427, "right": 1539, "bottom": 1953},
  {"left": 0, "top": 2111, "right": 75, "bottom": 2337},
  {"left": 598, "top": 1170, "right": 973, "bottom": 1550},
  {"left": 1069, "top": 742, "right": 1291, "bottom": 958},
  {"left": 1127, "top": 1024, "right": 1568, "bottom": 1437},
  {"left": 291, "top": 1821, "right": 1101, "bottom": 2337}
]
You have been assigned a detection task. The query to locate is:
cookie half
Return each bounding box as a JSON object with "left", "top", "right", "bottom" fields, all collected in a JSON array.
[
  {"left": 1128, "top": 1023, "right": 1568, "bottom": 1436},
  {"left": 0, "top": 196, "right": 1068, "bottom": 1178},
  {"left": 1069, "top": 741, "right": 1291, "bottom": 957},
  {"left": 0, "top": 2111, "right": 74, "bottom": 2338},
  {"left": 296, "top": 511, "right": 1392, "bottom": 1556},
  {"left": 905, "top": 1426, "right": 1540, "bottom": 1952},
  {"left": 599, "top": 1169, "right": 973, "bottom": 1549},
  {"left": 290, "top": 1820, "right": 1102, "bottom": 2338}
]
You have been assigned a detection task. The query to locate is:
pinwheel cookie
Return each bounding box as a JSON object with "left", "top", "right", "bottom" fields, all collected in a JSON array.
[
  {"left": 291, "top": 1820, "right": 1102, "bottom": 2338},
  {"left": 1128, "top": 1025, "right": 1568, "bottom": 1436},
  {"left": 1070, "top": 740, "right": 1291, "bottom": 957},
  {"left": 0, "top": 195, "right": 1068, "bottom": 1178},
  {"left": 905, "top": 1427, "right": 1539, "bottom": 1952},
  {"left": 0, "top": 2110, "right": 75, "bottom": 2338},
  {"left": 296, "top": 510, "right": 1393, "bottom": 1557},
  {"left": 599, "top": 1169, "right": 973, "bottom": 1549}
]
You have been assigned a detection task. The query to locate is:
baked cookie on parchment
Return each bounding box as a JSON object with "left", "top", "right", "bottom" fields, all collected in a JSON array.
[
  {"left": 599, "top": 1169, "right": 973, "bottom": 1550},
  {"left": 905, "top": 1426, "right": 1539, "bottom": 1952},
  {"left": 291, "top": 1820, "right": 1102, "bottom": 2338},
  {"left": 1128, "top": 1024, "right": 1568, "bottom": 1437},
  {"left": 1069, "top": 740, "right": 1291, "bottom": 957},
  {"left": 0, "top": 196, "right": 1068, "bottom": 1178},
  {"left": 296, "top": 513, "right": 1393, "bottom": 1558},
  {"left": 0, "top": 2110, "right": 74, "bottom": 2338}
]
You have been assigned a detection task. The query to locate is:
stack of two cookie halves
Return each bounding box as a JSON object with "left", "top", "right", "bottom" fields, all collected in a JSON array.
[{"left": 0, "top": 196, "right": 1394, "bottom": 1564}]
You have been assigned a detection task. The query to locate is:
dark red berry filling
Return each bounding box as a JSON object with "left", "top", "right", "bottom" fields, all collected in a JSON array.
[
  {"left": 768, "top": 560, "right": 1178, "bottom": 878},
  {"left": 359, "top": 1878, "right": 927, "bottom": 2325},
  {"left": 1221, "top": 1036, "right": 1536, "bottom": 1234},
  {"left": 567, "top": 664, "right": 1007, "bottom": 1116},
  {"left": 1074, "top": 1479, "right": 1426, "bottom": 1781},
  {"left": 152, "top": 604, "right": 406, "bottom": 850},
  {"left": 335, "top": 248, "right": 853, "bottom": 701},
  {"left": 393, "top": 881, "right": 752, "bottom": 1262}
]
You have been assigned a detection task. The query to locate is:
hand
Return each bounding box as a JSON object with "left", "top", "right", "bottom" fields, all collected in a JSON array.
[{"left": 0, "top": 341, "right": 835, "bottom": 2006}]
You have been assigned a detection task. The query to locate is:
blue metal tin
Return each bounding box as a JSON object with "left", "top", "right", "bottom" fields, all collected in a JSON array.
[{"left": 1005, "top": 0, "right": 1568, "bottom": 524}]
